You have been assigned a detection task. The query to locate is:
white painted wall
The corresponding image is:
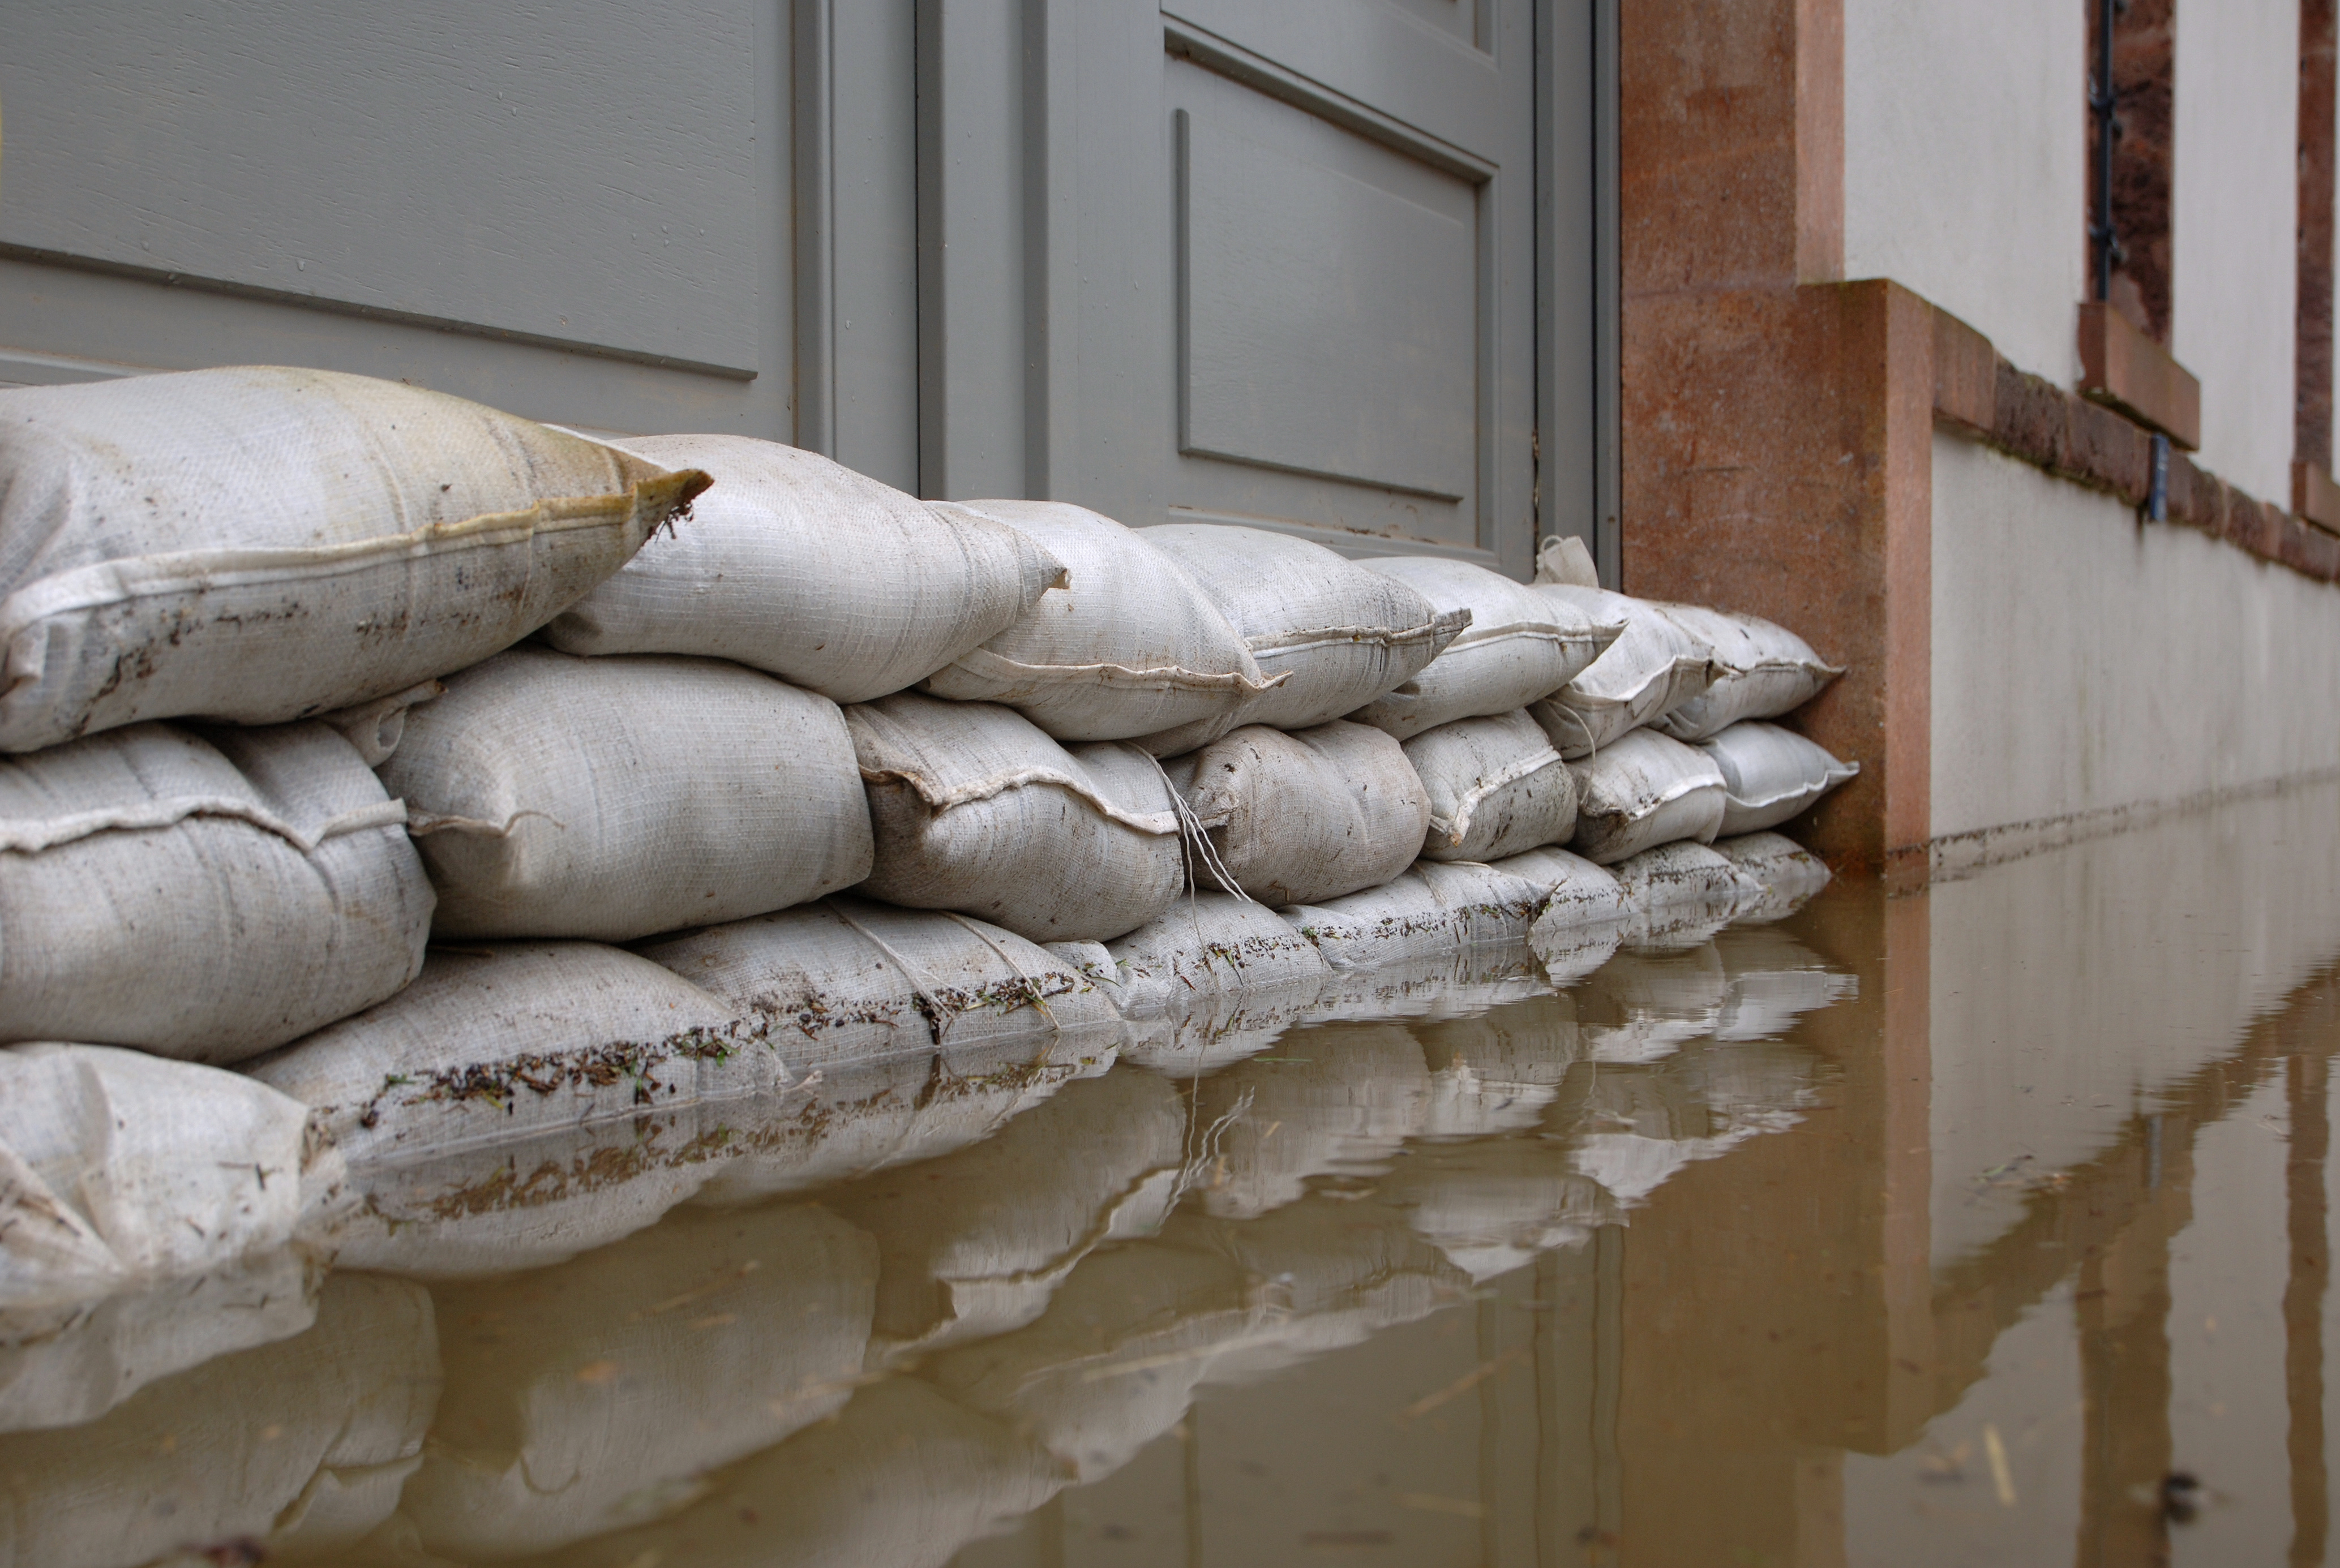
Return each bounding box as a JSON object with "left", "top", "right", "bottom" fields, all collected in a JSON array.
[
  {"left": 1931, "top": 432, "right": 2340, "bottom": 846},
  {"left": 1842, "top": 0, "right": 2087, "bottom": 381},
  {"left": 2172, "top": 0, "right": 2300, "bottom": 503}
]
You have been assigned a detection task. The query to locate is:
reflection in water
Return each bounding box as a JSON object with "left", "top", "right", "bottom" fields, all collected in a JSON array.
[{"left": 12, "top": 783, "right": 2340, "bottom": 1565}]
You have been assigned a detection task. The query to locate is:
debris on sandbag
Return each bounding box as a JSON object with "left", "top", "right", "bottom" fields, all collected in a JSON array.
[
  {"left": 0, "top": 1044, "right": 342, "bottom": 1319},
  {"left": 1567, "top": 729, "right": 1730, "bottom": 865},
  {"left": 1142, "top": 523, "right": 1469, "bottom": 736},
  {"left": 1347, "top": 556, "right": 1621, "bottom": 739},
  {"left": 1283, "top": 859, "right": 1551, "bottom": 973},
  {"left": 543, "top": 432, "right": 1065, "bottom": 703},
  {"left": 1610, "top": 841, "right": 1759, "bottom": 953},
  {"left": 1082, "top": 892, "right": 1331, "bottom": 1019},
  {"left": 1528, "top": 585, "right": 1718, "bottom": 758},
  {"left": 381, "top": 646, "right": 872, "bottom": 942},
  {"left": 923, "top": 500, "right": 1276, "bottom": 747},
  {"left": 848, "top": 693, "right": 1188, "bottom": 942},
  {"left": 1173, "top": 720, "right": 1432, "bottom": 905},
  {"left": 0, "top": 721, "right": 433, "bottom": 1062},
  {"left": 1403, "top": 707, "right": 1578, "bottom": 862},
  {"left": 1715, "top": 830, "right": 1836, "bottom": 922},
  {"left": 637, "top": 895, "right": 1125, "bottom": 1066},
  {"left": 1696, "top": 721, "right": 1861, "bottom": 834},
  {"left": 1648, "top": 604, "right": 1843, "bottom": 742},
  {"left": 0, "top": 367, "right": 706, "bottom": 753}
]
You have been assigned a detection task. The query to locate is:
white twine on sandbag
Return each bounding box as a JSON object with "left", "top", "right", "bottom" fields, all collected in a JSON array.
[
  {"left": 937, "top": 910, "right": 1062, "bottom": 1032},
  {"left": 821, "top": 902, "right": 967, "bottom": 1046},
  {"left": 1145, "top": 752, "right": 1262, "bottom": 909}
]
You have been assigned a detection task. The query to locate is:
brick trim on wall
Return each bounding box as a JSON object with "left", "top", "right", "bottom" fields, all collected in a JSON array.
[{"left": 1932, "top": 308, "right": 2340, "bottom": 584}]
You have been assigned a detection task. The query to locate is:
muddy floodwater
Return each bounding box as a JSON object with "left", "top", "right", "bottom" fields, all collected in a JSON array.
[{"left": 18, "top": 785, "right": 2340, "bottom": 1567}]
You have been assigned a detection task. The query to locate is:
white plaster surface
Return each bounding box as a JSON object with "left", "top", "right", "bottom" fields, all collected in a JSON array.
[
  {"left": 1931, "top": 432, "right": 2340, "bottom": 844},
  {"left": 2172, "top": 0, "right": 2300, "bottom": 503},
  {"left": 1842, "top": 0, "right": 2087, "bottom": 382}
]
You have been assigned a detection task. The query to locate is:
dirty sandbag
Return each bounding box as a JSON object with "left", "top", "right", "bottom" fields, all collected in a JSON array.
[
  {"left": 825, "top": 1069, "right": 1188, "bottom": 1361},
  {"left": 1527, "top": 585, "right": 1717, "bottom": 758},
  {"left": 1568, "top": 728, "right": 1728, "bottom": 865},
  {"left": 1647, "top": 604, "right": 1842, "bottom": 742},
  {"left": 1112, "top": 976, "right": 1332, "bottom": 1079},
  {"left": 638, "top": 896, "right": 1123, "bottom": 1070},
  {"left": 543, "top": 432, "right": 1064, "bottom": 703},
  {"left": 1081, "top": 892, "right": 1331, "bottom": 1019},
  {"left": 1612, "top": 840, "right": 1757, "bottom": 953},
  {"left": 1714, "top": 830, "right": 1834, "bottom": 922},
  {"left": 0, "top": 1248, "right": 319, "bottom": 1437},
  {"left": 1176, "top": 720, "right": 1431, "bottom": 905},
  {"left": 1575, "top": 942, "right": 1729, "bottom": 1064},
  {"left": 848, "top": 693, "right": 1186, "bottom": 943},
  {"left": 0, "top": 721, "right": 432, "bottom": 1062},
  {"left": 1284, "top": 858, "right": 1550, "bottom": 972},
  {"left": 691, "top": 1042, "right": 1109, "bottom": 1209},
  {"left": 0, "top": 1045, "right": 340, "bottom": 1318},
  {"left": 380, "top": 646, "right": 871, "bottom": 942},
  {"left": 1140, "top": 523, "right": 1468, "bottom": 738},
  {"left": 1387, "top": 1138, "right": 1618, "bottom": 1280},
  {"left": 246, "top": 942, "right": 788, "bottom": 1167},
  {"left": 496, "top": 1375, "right": 1065, "bottom": 1568},
  {"left": 1348, "top": 557, "right": 1620, "bottom": 739},
  {"left": 1696, "top": 720, "right": 1860, "bottom": 834},
  {"left": 401, "top": 1204, "right": 876, "bottom": 1560},
  {"left": 1494, "top": 844, "right": 1628, "bottom": 925},
  {"left": 0, "top": 367, "right": 705, "bottom": 754},
  {"left": 1189, "top": 1022, "right": 1435, "bottom": 1220},
  {"left": 1403, "top": 708, "right": 1577, "bottom": 862},
  {"left": 922, "top": 500, "right": 1274, "bottom": 747},
  {"left": 0, "top": 1271, "right": 439, "bottom": 1568},
  {"left": 1712, "top": 925, "right": 1857, "bottom": 1041}
]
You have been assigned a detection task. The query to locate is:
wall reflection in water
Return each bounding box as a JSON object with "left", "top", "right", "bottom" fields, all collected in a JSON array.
[{"left": 9, "top": 785, "right": 2340, "bottom": 1566}]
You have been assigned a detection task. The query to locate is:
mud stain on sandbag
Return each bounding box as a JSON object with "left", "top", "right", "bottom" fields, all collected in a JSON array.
[{"left": 355, "top": 1023, "right": 778, "bottom": 1129}]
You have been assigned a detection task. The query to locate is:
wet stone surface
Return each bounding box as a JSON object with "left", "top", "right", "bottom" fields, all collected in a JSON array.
[{"left": 14, "top": 782, "right": 2340, "bottom": 1566}]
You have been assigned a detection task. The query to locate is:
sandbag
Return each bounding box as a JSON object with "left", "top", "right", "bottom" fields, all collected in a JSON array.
[
  {"left": 543, "top": 433, "right": 1064, "bottom": 702},
  {"left": 922, "top": 500, "right": 1271, "bottom": 746},
  {"left": 0, "top": 367, "right": 705, "bottom": 753},
  {"left": 1141, "top": 523, "right": 1466, "bottom": 737},
  {"left": 1402, "top": 708, "right": 1576, "bottom": 862},
  {"left": 1085, "top": 893, "right": 1331, "bottom": 1018},
  {"left": 1283, "top": 860, "right": 1550, "bottom": 972},
  {"left": 1568, "top": 729, "right": 1728, "bottom": 865},
  {"left": 1177, "top": 721, "right": 1430, "bottom": 906},
  {"left": 1492, "top": 844, "right": 1628, "bottom": 926},
  {"left": 1612, "top": 841, "right": 1756, "bottom": 953},
  {"left": 1309, "top": 942, "right": 1551, "bottom": 1025},
  {"left": 0, "top": 722, "right": 431, "bottom": 1061},
  {"left": 1696, "top": 721, "right": 1860, "bottom": 834},
  {"left": 1527, "top": 585, "right": 1716, "bottom": 758},
  {"left": 0, "top": 1271, "right": 439, "bottom": 1568},
  {"left": 403, "top": 1204, "right": 876, "bottom": 1559},
  {"left": 1715, "top": 830, "right": 1834, "bottom": 923},
  {"left": 639, "top": 896, "right": 1125, "bottom": 1068},
  {"left": 0, "top": 1045, "right": 339, "bottom": 1318},
  {"left": 1349, "top": 557, "right": 1619, "bottom": 738},
  {"left": 1648, "top": 604, "right": 1841, "bottom": 741},
  {"left": 379, "top": 646, "right": 869, "bottom": 942},
  {"left": 848, "top": 693, "right": 1186, "bottom": 943},
  {"left": 246, "top": 942, "right": 787, "bottom": 1166}
]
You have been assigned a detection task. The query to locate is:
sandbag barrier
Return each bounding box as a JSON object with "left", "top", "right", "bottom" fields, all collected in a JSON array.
[{"left": 0, "top": 366, "right": 1861, "bottom": 1317}]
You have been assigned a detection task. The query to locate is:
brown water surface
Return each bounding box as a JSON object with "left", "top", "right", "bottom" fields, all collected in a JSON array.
[{"left": 13, "top": 783, "right": 2340, "bottom": 1567}]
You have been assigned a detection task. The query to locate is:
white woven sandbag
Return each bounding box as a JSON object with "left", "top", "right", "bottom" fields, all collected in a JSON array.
[
  {"left": 0, "top": 367, "right": 704, "bottom": 753},
  {"left": 639, "top": 896, "right": 1124, "bottom": 1068},
  {"left": 1648, "top": 604, "right": 1842, "bottom": 741},
  {"left": 849, "top": 693, "right": 1186, "bottom": 943},
  {"left": 1088, "top": 893, "right": 1332, "bottom": 1018},
  {"left": 0, "top": 1045, "right": 336, "bottom": 1316},
  {"left": 403, "top": 1204, "right": 876, "bottom": 1559},
  {"left": 0, "top": 721, "right": 431, "bottom": 1061},
  {"left": 1349, "top": 557, "right": 1620, "bottom": 738},
  {"left": 1178, "top": 720, "right": 1431, "bottom": 906},
  {"left": 1612, "top": 841, "right": 1757, "bottom": 953},
  {"left": 0, "top": 1271, "right": 438, "bottom": 1568},
  {"left": 1402, "top": 708, "right": 1576, "bottom": 862},
  {"left": 1695, "top": 720, "right": 1860, "bottom": 834},
  {"left": 380, "top": 647, "right": 869, "bottom": 942},
  {"left": 1141, "top": 523, "right": 1467, "bottom": 737},
  {"left": 1714, "top": 831, "right": 1834, "bottom": 923},
  {"left": 1491, "top": 844, "right": 1628, "bottom": 926},
  {"left": 1527, "top": 585, "right": 1717, "bottom": 758},
  {"left": 922, "top": 500, "right": 1272, "bottom": 746},
  {"left": 1567, "top": 728, "right": 1728, "bottom": 865},
  {"left": 1283, "top": 860, "right": 1549, "bottom": 972},
  {"left": 246, "top": 942, "right": 788, "bottom": 1166},
  {"left": 543, "top": 433, "right": 1065, "bottom": 703}
]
